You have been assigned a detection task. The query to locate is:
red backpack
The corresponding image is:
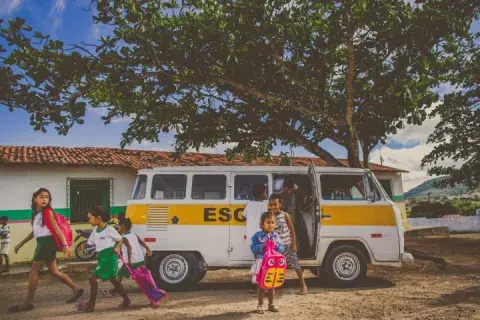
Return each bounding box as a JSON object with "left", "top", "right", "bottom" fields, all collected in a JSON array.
[{"left": 43, "top": 208, "right": 73, "bottom": 251}]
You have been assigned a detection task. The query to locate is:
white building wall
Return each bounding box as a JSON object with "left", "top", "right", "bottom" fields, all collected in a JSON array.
[
  {"left": 0, "top": 164, "right": 137, "bottom": 211},
  {"left": 409, "top": 216, "right": 480, "bottom": 233},
  {"left": 374, "top": 172, "right": 404, "bottom": 197},
  {"left": 0, "top": 164, "right": 137, "bottom": 264}
]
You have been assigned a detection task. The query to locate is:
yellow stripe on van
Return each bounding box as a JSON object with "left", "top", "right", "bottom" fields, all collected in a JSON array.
[
  {"left": 127, "top": 204, "right": 247, "bottom": 226},
  {"left": 126, "top": 204, "right": 148, "bottom": 224},
  {"left": 127, "top": 204, "right": 396, "bottom": 227},
  {"left": 321, "top": 205, "right": 396, "bottom": 226}
]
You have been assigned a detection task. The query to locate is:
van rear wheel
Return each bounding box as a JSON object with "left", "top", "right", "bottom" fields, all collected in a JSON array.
[
  {"left": 323, "top": 245, "right": 367, "bottom": 287},
  {"left": 152, "top": 252, "right": 198, "bottom": 291}
]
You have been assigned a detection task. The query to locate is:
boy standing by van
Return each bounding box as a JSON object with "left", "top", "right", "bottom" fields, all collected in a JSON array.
[{"left": 269, "top": 194, "right": 307, "bottom": 295}]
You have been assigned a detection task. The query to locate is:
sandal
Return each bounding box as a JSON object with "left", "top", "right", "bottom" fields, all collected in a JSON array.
[
  {"left": 268, "top": 304, "right": 279, "bottom": 312},
  {"left": 118, "top": 299, "right": 131, "bottom": 308},
  {"left": 299, "top": 287, "right": 308, "bottom": 295},
  {"left": 8, "top": 304, "right": 34, "bottom": 313},
  {"left": 66, "top": 288, "right": 85, "bottom": 303},
  {"left": 256, "top": 305, "right": 265, "bottom": 314},
  {"left": 76, "top": 302, "right": 94, "bottom": 312}
]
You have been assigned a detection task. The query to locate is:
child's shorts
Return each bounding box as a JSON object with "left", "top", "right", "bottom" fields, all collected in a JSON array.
[
  {"left": 249, "top": 258, "right": 263, "bottom": 284},
  {"left": 118, "top": 260, "right": 144, "bottom": 278},
  {"left": 0, "top": 243, "right": 10, "bottom": 255},
  {"left": 93, "top": 247, "right": 118, "bottom": 280},
  {"left": 33, "top": 236, "right": 57, "bottom": 262}
]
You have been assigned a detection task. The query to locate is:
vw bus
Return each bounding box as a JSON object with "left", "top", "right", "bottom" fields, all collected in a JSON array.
[{"left": 126, "top": 162, "right": 413, "bottom": 290}]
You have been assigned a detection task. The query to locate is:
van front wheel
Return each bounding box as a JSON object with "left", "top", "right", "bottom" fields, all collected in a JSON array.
[
  {"left": 324, "top": 245, "right": 367, "bottom": 287},
  {"left": 152, "top": 252, "right": 198, "bottom": 291}
]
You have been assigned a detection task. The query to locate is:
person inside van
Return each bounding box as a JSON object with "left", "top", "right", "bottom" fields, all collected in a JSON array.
[{"left": 278, "top": 177, "right": 308, "bottom": 222}]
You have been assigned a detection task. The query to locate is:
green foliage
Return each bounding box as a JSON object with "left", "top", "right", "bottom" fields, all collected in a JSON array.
[
  {"left": 408, "top": 199, "right": 478, "bottom": 218},
  {"left": 1, "top": 0, "right": 479, "bottom": 165},
  {"left": 409, "top": 200, "right": 459, "bottom": 218},
  {"left": 452, "top": 200, "right": 478, "bottom": 216}
]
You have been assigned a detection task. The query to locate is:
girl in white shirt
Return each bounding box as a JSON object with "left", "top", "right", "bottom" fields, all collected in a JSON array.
[
  {"left": 9, "top": 188, "right": 84, "bottom": 313},
  {"left": 76, "top": 206, "right": 130, "bottom": 312}
]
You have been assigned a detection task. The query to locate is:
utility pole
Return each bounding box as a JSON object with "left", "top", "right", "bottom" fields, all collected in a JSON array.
[{"left": 379, "top": 143, "right": 384, "bottom": 166}]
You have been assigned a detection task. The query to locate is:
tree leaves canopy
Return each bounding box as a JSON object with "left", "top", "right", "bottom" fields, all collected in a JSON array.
[{"left": 1, "top": 0, "right": 478, "bottom": 166}]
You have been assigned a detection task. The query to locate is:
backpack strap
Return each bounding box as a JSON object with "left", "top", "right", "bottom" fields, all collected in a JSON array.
[{"left": 42, "top": 207, "right": 53, "bottom": 226}]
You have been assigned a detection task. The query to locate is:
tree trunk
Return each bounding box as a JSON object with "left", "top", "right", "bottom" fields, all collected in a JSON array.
[
  {"left": 343, "top": 0, "right": 361, "bottom": 168},
  {"left": 363, "top": 147, "right": 370, "bottom": 168}
]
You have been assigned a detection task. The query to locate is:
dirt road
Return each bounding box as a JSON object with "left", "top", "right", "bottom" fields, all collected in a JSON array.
[{"left": 0, "top": 235, "right": 479, "bottom": 320}]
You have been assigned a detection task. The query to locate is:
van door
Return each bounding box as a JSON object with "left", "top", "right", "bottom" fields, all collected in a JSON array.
[
  {"left": 228, "top": 173, "right": 270, "bottom": 262},
  {"left": 298, "top": 161, "right": 321, "bottom": 258},
  {"left": 318, "top": 172, "right": 400, "bottom": 262}
]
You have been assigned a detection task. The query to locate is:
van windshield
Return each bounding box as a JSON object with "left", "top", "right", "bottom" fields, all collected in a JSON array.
[
  {"left": 320, "top": 174, "right": 381, "bottom": 201},
  {"left": 132, "top": 175, "right": 147, "bottom": 199}
]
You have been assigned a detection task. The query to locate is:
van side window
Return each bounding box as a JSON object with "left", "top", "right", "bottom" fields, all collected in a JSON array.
[
  {"left": 132, "top": 175, "right": 147, "bottom": 199},
  {"left": 320, "top": 174, "right": 381, "bottom": 201},
  {"left": 234, "top": 175, "right": 268, "bottom": 200},
  {"left": 151, "top": 174, "right": 187, "bottom": 199},
  {"left": 192, "top": 175, "right": 227, "bottom": 200}
]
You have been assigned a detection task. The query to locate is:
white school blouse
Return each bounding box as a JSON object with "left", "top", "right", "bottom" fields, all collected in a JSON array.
[
  {"left": 33, "top": 212, "right": 52, "bottom": 238},
  {"left": 121, "top": 232, "right": 145, "bottom": 264},
  {"left": 87, "top": 225, "right": 122, "bottom": 252}
]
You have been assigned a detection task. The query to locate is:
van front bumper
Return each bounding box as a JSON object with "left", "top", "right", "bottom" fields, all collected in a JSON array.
[{"left": 401, "top": 253, "right": 414, "bottom": 263}]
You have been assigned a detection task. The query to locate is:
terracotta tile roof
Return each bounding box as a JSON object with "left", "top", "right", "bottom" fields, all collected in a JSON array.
[{"left": 0, "top": 145, "right": 406, "bottom": 172}]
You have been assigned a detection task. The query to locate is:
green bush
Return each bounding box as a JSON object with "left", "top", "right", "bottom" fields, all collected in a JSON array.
[{"left": 409, "top": 201, "right": 460, "bottom": 218}]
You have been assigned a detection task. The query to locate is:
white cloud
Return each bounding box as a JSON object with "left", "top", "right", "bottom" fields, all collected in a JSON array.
[
  {"left": 371, "top": 144, "right": 434, "bottom": 192},
  {"left": 188, "top": 142, "right": 238, "bottom": 154},
  {"left": 48, "top": 0, "right": 66, "bottom": 38},
  {"left": 0, "top": 0, "right": 24, "bottom": 15},
  {"left": 371, "top": 102, "right": 463, "bottom": 192},
  {"left": 388, "top": 104, "right": 441, "bottom": 146}
]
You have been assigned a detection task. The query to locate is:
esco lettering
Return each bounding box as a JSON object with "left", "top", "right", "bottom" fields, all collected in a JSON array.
[{"left": 203, "top": 207, "right": 245, "bottom": 223}]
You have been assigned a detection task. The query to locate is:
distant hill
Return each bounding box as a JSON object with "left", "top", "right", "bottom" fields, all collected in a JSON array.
[{"left": 405, "top": 177, "right": 470, "bottom": 199}]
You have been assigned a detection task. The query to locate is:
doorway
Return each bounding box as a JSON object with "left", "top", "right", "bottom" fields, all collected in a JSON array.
[{"left": 69, "top": 179, "right": 111, "bottom": 223}]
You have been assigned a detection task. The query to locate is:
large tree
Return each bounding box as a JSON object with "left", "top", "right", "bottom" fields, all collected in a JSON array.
[
  {"left": 421, "top": 36, "right": 480, "bottom": 189},
  {"left": 0, "top": 0, "right": 478, "bottom": 167}
]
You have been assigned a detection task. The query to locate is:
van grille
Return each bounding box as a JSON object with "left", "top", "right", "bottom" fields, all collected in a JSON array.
[{"left": 147, "top": 206, "right": 169, "bottom": 231}]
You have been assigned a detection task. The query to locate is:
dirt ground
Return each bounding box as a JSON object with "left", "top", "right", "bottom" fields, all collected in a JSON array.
[{"left": 0, "top": 234, "right": 479, "bottom": 320}]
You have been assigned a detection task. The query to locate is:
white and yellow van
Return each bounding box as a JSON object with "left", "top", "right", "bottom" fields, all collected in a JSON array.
[{"left": 126, "top": 162, "right": 413, "bottom": 290}]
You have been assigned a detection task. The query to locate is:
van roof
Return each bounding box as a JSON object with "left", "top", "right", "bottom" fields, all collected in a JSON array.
[{"left": 138, "top": 166, "right": 370, "bottom": 174}]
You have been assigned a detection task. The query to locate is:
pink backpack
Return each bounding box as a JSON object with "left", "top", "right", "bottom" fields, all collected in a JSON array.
[
  {"left": 43, "top": 208, "right": 73, "bottom": 251},
  {"left": 256, "top": 239, "right": 287, "bottom": 290}
]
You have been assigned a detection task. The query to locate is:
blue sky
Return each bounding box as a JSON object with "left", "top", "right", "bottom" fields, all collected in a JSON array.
[{"left": 1, "top": 0, "right": 478, "bottom": 190}]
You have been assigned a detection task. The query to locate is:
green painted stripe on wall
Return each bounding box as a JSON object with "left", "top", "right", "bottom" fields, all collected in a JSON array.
[
  {"left": 0, "top": 206, "right": 127, "bottom": 221},
  {"left": 393, "top": 195, "right": 405, "bottom": 202},
  {"left": 110, "top": 206, "right": 127, "bottom": 215}
]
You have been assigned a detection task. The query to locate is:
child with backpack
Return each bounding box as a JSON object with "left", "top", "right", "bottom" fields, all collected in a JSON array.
[
  {"left": 251, "top": 211, "right": 285, "bottom": 314},
  {"left": 9, "top": 188, "right": 84, "bottom": 313},
  {"left": 103, "top": 217, "right": 152, "bottom": 297},
  {"left": 76, "top": 206, "right": 130, "bottom": 312}
]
